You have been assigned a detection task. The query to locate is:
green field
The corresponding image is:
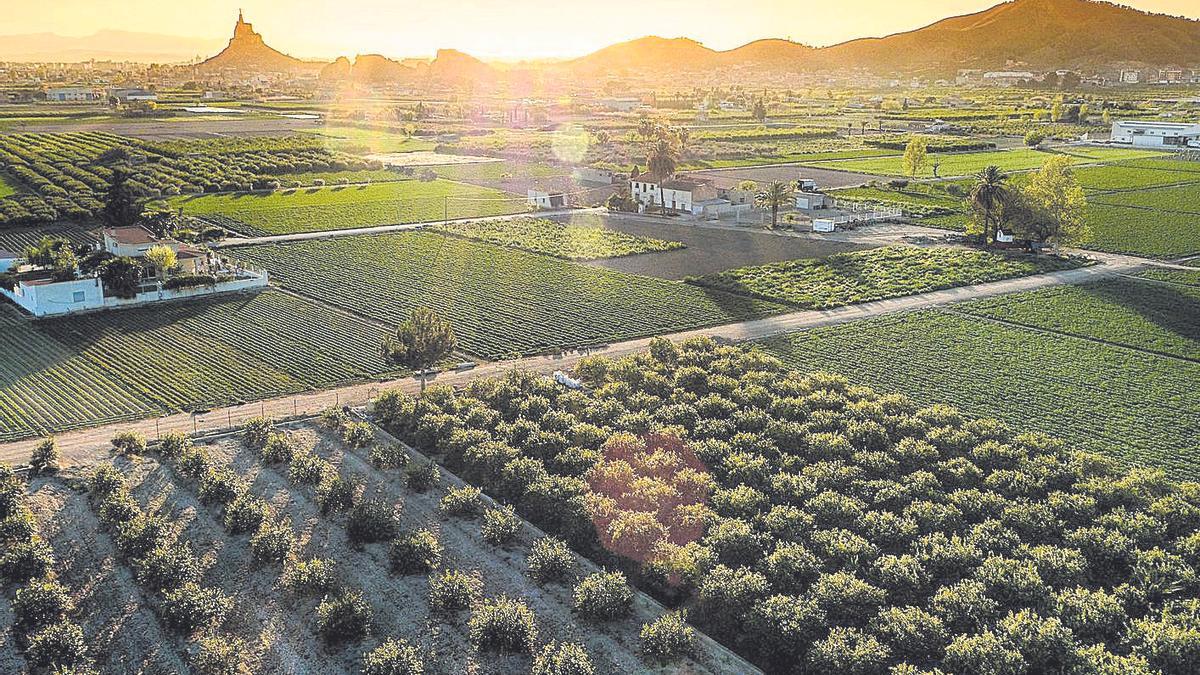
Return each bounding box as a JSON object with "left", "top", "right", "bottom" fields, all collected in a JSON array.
[
  {"left": 760, "top": 301, "right": 1200, "bottom": 480},
  {"left": 431, "top": 216, "right": 684, "bottom": 260},
  {"left": 1139, "top": 268, "right": 1200, "bottom": 286},
  {"left": 0, "top": 291, "right": 401, "bottom": 441},
  {"left": 173, "top": 179, "right": 527, "bottom": 235},
  {"left": 1079, "top": 203, "right": 1200, "bottom": 258},
  {"left": 688, "top": 245, "right": 1085, "bottom": 309},
  {"left": 1093, "top": 181, "right": 1200, "bottom": 213},
  {"left": 0, "top": 173, "right": 16, "bottom": 198},
  {"left": 958, "top": 278, "right": 1200, "bottom": 360},
  {"left": 807, "top": 147, "right": 1164, "bottom": 178},
  {"left": 1072, "top": 162, "right": 1200, "bottom": 193},
  {"left": 298, "top": 125, "right": 437, "bottom": 154},
  {"left": 230, "top": 231, "right": 786, "bottom": 359}
]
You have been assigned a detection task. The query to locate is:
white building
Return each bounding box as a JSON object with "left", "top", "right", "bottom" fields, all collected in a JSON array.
[
  {"left": 46, "top": 87, "right": 102, "bottom": 103},
  {"left": 1110, "top": 121, "right": 1200, "bottom": 148},
  {"left": 107, "top": 88, "right": 158, "bottom": 104},
  {"left": 795, "top": 192, "right": 832, "bottom": 210},
  {"left": 630, "top": 176, "right": 718, "bottom": 216},
  {"left": 527, "top": 189, "right": 566, "bottom": 210}
]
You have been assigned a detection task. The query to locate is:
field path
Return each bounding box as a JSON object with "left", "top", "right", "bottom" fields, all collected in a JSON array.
[{"left": 0, "top": 249, "right": 1163, "bottom": 467}]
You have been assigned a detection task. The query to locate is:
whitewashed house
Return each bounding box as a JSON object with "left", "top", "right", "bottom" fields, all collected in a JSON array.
[
  {"left": 630, "top": 176, "right": 718, "bottom": 216},
  {"left": 1110, "top": 121, "right": 1200, "bottom": 148},
  {"left": 527, "top": 189, "right": 567, "bottom": 210},
  {"left": 1, "top": 228, "right": 267, "bottom": 317}
]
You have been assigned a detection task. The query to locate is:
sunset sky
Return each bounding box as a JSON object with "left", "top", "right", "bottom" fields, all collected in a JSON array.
[{"left": 5, "top": 0, "right": 1199, "bottom": 60}]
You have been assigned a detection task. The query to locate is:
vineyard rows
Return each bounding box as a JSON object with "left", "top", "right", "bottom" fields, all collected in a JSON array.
[
  {"left": 230, "top": 231, "right": 786, "bottom": 360},
  {"left": 0, "top": 291, "right": 401, "bottom": 441},
  {"left": 760, "top": 309, "right": 1200, "bottom": 480}
]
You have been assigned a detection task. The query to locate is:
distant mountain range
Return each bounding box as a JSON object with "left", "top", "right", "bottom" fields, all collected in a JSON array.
[
  {"left": 2, "top": 0, "right": 1197, "bottom": 76},
  {"left": 0, "top": 29, "right": 221, "bottom": 63},
  {"left": 563, "top": 0, "right": 1200, "bottom": 75}
]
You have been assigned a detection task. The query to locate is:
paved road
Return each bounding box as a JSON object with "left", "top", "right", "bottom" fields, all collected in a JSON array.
[{"left": 0, "top": 251, "right": 1147, "bottom": 467}]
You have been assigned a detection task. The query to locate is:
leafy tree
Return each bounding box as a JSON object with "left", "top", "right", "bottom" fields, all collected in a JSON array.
[
  {"left": 754, "top": 181, "right": 794, "bottom": 230},
  {"left": 573, "top": 571, "right": 634, "bottom": 621},
  {"left": 752, "top": 98, "right": 767, "bottom": 123},
  {"left": 903, "top": 136, "right": 929, "bottom": 178},
  {"left": 807, "top": 626, "right": 892, "bottom": 675},
  {"left": 97, "top": 256, "right": 144, "bottom": 299},
  {"left": 316, "top": 589, "right": 373, "bottom": 644},
  {"left": 526, "top": 536, "right": 576, "bottom": 583},
  {"left": 145, "top": 244, "right": 177, "bottom": 278},
  {"left": 532, "top": 641, "right": 594, "bottom": 675},
  {"left": 102, "top": 167, "right": 143, "bottom": 228},
  {"left": 968, "top": 165, "right": 1010, "bottom": 246},
  {"left": 1014, "top": 155, "right": 1089, "bottom": 249},
  {"left": 382, "top": 308, "right": 457, "bottom": 392},
  {"left": 468, "top": 595, "right": 538, "bottom": 654},
  {"left": 362, "top": 638, "right": 424, "bottom": 675},
  {"left": 29, "top": 437, "right": 60, "bottom": 476}
]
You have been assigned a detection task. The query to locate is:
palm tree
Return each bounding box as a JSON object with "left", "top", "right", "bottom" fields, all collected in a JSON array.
[
  {"left": 755, "top": 181, "right": 794, "bottom": 230},
  {"left": 970, "top": 165, "right": 1009, "bottom": 247},
  {"left": 647, "top": 138, "right": 678, "bottom": 215}
]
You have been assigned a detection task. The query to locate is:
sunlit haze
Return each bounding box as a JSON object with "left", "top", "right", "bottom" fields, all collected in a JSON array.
[{"left": 4, "top": 0, "right": 1199, "bottom": 60}]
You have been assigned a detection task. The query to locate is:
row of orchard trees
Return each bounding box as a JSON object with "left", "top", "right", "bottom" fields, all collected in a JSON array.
[{"left": 373, "top": 336, "right": 1200, "bottom": 674}]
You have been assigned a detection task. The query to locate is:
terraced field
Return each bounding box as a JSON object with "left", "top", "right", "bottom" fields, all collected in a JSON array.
[
  {"left": 173, "top": 180, "right": 527, "bottom": 235},
  {"left": 0, "top": 291, "right": 401, "bottom": 441},
  {"left": 231, "top": 231, "right": 787, "bottom": 359},
  {"left": 687, "top": 245, "right": 1085, "bottom": 309},
  {"left": 431, "top": 216, "right": 684, "bottom": 260},
  {"left": 806, "top": 146, "right": 1164, "bottom": 178},
  {"left": 759, "top": 278, "right": 1200, "bottom": 479}
]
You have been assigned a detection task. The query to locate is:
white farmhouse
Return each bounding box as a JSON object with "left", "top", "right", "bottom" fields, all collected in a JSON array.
[
  {"left": 1110, "top": 121, "right": 1200, "bottom": 148},
  {"left": 45, "top": 87, "right": 103, "bottom": 103},
  {"left": 527, "top": 189, "right": 566, "bottom": 210},
  {"left": 630, "top": 176, "right": 718, "bottom": 216}
]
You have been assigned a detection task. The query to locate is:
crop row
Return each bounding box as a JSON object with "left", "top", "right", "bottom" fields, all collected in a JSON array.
[
  {"left": 958, "top": 277, "right": 1200, "bottom": 361},
  {"left": 381, "top": 338, "right": 1200, "bottom": 674},
  {"left": 0, "top": 291, "right": 401, "bottom": 442},
  {"left": 760, "top": 309, "right": 1200, "bottom": 480},
  {"left": 687, "top": 245, "right": 1083, "bottom": 309},
  {"left": 231, "top": 231, "right": 786, "bottom": 360}
]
